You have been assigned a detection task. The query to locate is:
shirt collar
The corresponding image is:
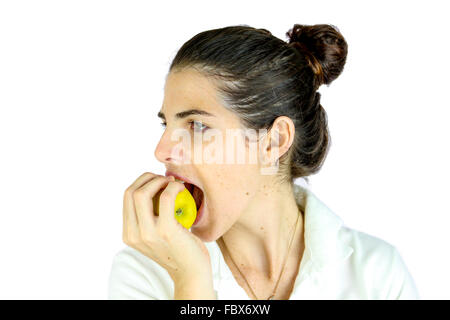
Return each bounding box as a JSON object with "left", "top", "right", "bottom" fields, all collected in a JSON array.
[
  {"left": 293, "top": 181, "right": 354, "bottom": 272},
  {"left": 213, "top": 181, "right": 354, "bottom": 283}
]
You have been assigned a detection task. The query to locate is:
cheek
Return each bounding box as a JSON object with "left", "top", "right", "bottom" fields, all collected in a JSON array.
[
  {"left": 207, "top": 168, "right": 246, "bottom": 192},
  {"left": 205, "top": 169, "right": 256, "bottom": 213},
  {"left": 196, "top": 128, "right": 263, "bottom": 167}
]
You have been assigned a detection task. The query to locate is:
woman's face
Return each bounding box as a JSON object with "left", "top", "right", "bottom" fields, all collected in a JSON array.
[{"left": 155, "top": 68, "right": 270, "bottom": 241}]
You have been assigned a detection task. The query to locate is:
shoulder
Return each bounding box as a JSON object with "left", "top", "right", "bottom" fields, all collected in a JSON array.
[
  {"left": 337, "top": 227, "right": 420, "bottom": 299},
  {"left": 107, "top": 246, "right": 173, "bottom": 300},
  {"left": 340, "top": 226, "right": 394, "bottom": 259}
]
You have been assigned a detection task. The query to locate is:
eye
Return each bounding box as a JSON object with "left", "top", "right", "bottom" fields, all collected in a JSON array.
[
  {"left": 159, "top": 120, "right": 209, "bottom": 132},
  {"left": 189, "top": 120, "right": 209, "bottom": 132}
]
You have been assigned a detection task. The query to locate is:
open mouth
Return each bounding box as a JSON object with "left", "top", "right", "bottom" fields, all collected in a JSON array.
[
  {"left": 166, "top": 171, "right": 205, "bottom": 211},
  {"left": 184, "top": 182, "right": 204, "bottom": 211}
]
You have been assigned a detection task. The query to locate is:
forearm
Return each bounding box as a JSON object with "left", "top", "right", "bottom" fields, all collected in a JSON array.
[{"left": 173, "top": 275, "right": 217, "bottom": 300}]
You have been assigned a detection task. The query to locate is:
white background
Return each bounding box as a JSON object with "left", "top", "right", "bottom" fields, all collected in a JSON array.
[{"left": 0, "top": 0, "right": 448, "bottom": 299}]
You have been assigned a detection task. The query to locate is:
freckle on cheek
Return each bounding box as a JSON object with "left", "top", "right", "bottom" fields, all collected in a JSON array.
[{"left": 246, "top": 192, "right": 249, "bottom": 195}]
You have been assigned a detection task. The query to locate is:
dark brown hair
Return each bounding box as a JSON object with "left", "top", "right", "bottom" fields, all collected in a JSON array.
[{"left": 168, "top": 24, "right": 348, "bottom": 185}]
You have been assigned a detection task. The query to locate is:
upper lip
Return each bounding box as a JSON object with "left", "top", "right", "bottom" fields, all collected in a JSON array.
[{"left": 165, "top": 171, "right": 201, "bottom": 190}]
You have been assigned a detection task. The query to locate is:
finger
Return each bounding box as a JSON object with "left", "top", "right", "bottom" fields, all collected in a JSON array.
[
  {"left": 123, "top": 189, "right": 141, "bottom": 244},
  {"left": 127, "top": 172, "right": 159, "bottom": 191},
  {"left": 123, "top": 172, "right": 159, "bottom": 242},
  {"left": 157, "top": 180, "right": 187, "bottom": 230},
  {"left": 133, "top": 176, "right": 174, "bottom": 240}
]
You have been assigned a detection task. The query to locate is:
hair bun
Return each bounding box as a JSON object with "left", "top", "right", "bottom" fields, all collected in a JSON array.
[{"left": 286, "top": 24, "right": 348, "bottom": 89}]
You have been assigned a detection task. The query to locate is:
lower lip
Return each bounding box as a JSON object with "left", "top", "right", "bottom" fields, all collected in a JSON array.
[{"left": 193, "top": 195, "right": 205, "bottom": 226}]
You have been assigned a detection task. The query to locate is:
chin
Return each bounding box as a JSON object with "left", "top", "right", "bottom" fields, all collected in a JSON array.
[{"left": 191, "top": 226, "right": 220, "bottom": 243}]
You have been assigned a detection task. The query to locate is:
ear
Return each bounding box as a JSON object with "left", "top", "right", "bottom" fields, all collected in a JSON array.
[{"left": 259, "top": 116, "right": 295, "bottom": 169}]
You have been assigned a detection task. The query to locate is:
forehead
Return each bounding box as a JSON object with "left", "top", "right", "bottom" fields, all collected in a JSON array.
[{"left": 162, "top": 68, "right": 222, "bottom": 114}]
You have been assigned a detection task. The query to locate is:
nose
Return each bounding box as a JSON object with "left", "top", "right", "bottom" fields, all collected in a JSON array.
[{"left": 154, "top": 129, "right": 187, "bottom": 165}]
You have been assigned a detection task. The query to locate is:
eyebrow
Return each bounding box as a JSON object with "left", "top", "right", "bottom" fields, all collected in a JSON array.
[{"left": 157, "top": 108, "right": 216, "bottom": 120}]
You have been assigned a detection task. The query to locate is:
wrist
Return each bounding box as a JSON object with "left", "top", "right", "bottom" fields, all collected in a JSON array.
[
  {"left": 173, "top": 275, "right": 216, "bottom": 300},
  {"left": 170, "top": 267, "right": 213, "bottom": 284}
]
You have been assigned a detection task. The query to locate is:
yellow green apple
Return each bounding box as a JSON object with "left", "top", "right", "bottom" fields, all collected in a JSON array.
[{"left": 152, "top": 180, "right": 197, "bottom": 229}]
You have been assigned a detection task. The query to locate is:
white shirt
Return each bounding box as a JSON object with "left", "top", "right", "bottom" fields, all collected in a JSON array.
[{"left": 108, "top": 181, "right": 420, "bottom": 300}]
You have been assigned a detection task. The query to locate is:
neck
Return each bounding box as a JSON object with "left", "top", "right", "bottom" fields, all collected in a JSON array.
[{"left": 218, "top": 180, "right": 304, "bottom": 281}]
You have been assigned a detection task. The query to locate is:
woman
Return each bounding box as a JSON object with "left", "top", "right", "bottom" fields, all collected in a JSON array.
[{"left": 108, "top": 24, "right": 420, "bottom": 300}]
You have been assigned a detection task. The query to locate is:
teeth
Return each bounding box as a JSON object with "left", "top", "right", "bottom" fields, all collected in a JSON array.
[{"left": 174, "top": 178, "right": 185, "bottom": 184}]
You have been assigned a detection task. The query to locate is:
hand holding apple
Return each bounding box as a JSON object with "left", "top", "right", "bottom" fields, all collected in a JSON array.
[
  {"left": 122, "top": 172, "right": 213, "bottom": 283},
  {"left": 152, "top": 178, "right": 197, "bottom": 229}
]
